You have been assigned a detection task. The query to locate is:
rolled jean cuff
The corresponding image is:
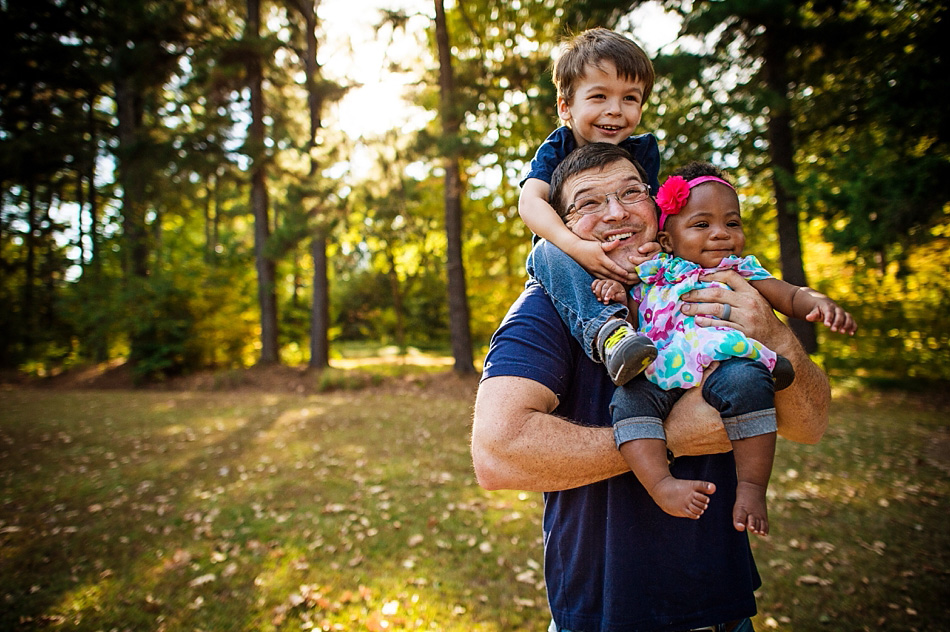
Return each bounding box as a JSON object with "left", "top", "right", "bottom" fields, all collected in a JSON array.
[
  {"left": 613, "top": 416, "right": 666, "bottom": 447},
  {"left": 722, "top": 408, "right": 777, "bottom": 441}
]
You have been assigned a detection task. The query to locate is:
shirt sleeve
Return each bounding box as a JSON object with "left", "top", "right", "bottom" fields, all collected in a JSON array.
[
  {"left": 481, "top": 283, "right": 573, "bottom": 399},
  {"left": 620, "top": 133, "right": 661, "bottom": 193},
  {"left": 520, "top": 127, "right": 574, "bottom": 187},
  {"left": 718, "top": 254, "right": 775, "bottom": 281}
]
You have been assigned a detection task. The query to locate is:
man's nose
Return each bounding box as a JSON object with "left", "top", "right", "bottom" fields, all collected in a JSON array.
[{"left": 602, "top": 195, "right": 628, "bottom": 219}]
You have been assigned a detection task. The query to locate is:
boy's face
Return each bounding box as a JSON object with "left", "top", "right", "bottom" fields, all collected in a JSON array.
[{"left": 558, "top": 60, "right": 645, "bottom": 147}]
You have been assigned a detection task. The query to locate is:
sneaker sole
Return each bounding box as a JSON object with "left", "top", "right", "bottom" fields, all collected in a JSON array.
[{"left": 610, "top": 345, "right": 658, "bottom": 386}]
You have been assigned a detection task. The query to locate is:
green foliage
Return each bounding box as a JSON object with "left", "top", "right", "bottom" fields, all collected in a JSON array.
[
  {"left": 1, "top": 0, "right": 947, "bottom": 384},
  {"left": 121, "top": 274, "right": 201, "bottom": 383}
]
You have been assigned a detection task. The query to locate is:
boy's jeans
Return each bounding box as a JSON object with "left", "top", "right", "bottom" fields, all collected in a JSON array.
[{"left": 526, "top": 239, "right": 628, "bottom": 363}]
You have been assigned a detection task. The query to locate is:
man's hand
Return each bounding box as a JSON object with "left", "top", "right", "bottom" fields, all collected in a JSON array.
[
  {"left": 679, "top": 270, "right": 788, "bottom": 351},
  {"left": 680, "top": 269, "right": 831, "bottom": 444},
  {"left": 567, "top": 239, "right": 636, "bottom": 284}
]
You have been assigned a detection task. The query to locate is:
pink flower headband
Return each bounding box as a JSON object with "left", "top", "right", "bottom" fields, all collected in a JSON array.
[{"left": 656, "top": 175, "right": 735, "bottom": 230}]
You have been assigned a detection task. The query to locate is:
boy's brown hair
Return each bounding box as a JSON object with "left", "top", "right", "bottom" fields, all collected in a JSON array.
[{"left": 553, "top": 27, "right": 655, "bottom": 105}]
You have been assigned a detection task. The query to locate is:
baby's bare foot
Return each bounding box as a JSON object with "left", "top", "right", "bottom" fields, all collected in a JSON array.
[
  {"left": 733, "top": 481, "right": 769, "bottom": 535},
  {"left": 649, "top": 477, "right": 716, "bottom": 519}
]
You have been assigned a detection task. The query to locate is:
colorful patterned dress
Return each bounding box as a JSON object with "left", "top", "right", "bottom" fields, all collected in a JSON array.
[{"left": 632, "top": 253, "right": 777, "bottom": 390}]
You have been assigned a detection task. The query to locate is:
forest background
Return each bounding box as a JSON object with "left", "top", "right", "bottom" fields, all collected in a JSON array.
[{"left": 1, "top": 0, "right": 947, "bottom": 387}]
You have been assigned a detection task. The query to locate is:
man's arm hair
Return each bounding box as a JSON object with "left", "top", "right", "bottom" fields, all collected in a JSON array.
[{"left": 472, "top": 376, "right": 629, "bottom": 492}]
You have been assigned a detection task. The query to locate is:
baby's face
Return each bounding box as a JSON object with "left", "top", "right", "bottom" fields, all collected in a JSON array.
[
  {"left": 557, "top": 60, "right": 645, "bottom": 147},
  {"left": 659, "top": 181, "right": 745, "bottom": 269}
]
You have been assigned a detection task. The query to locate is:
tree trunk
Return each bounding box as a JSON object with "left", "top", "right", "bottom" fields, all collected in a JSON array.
[
  {"left": 203, "top": 174, "right": 213, "bottom": 263},
  {"left": 292, "top": 0, "right": 332, "bottom": 369},
  {"left": 86, "top": 93, "right": 100, "bottom": 271},
  {"left": 763, "top": 28, "right": 817, "bottom": 353},
  {"left": 76, "top": 163, "right": 86, "bottom": 270},
  {"left": 385, "top": 244, "right": 406, "bottom": 350},
  {"left": 434, "top": 0, "right": 475, "bottom": 374},
  {"left": 114, "top": 77, "right": 149, "bottom": 279},
  {"left": 24, "top": 179, "right": 37, "bottom": 347},
  {"left": 248, "top": 0, "right": 279, "bottom": 364},
  {"left": 309, "top": 228, "right": 330, "bottom": 368}
]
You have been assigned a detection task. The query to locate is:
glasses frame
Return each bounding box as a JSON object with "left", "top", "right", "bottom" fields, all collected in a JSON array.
[{"left": 566, "top": 182, "right": 652, "bottom": 216}]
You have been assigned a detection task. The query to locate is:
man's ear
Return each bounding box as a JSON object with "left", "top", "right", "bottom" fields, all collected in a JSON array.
[
  {"left": 657, "top": 231, "right": 675, "bottom": 254},
  {"left": 557, "top": 97, "right": 572, "bottom": 123}
]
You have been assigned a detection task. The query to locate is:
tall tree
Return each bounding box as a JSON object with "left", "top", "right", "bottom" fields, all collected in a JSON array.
[
  {"left": 433, "top": 0, "right": 475, "bottom": 374},
  {"left": 246, "top": 0, "right": 279, "bottom": 364},
  {"left": 287, "top": 0, "right": 333, "bottom": 369}
]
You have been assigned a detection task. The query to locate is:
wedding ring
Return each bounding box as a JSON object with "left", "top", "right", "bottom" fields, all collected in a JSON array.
[{"left": 721, "top": 304, "right": 732, "bottom": 321}]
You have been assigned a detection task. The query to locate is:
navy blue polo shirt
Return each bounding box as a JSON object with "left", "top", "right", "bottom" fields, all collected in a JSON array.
[{"left": 481, "top": 282, "right": 760, "bottom": 632}]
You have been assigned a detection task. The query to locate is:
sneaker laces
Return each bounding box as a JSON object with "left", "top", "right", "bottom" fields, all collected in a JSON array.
[{"left": 603, "top": 326, "right": 630, "bottom": 351}]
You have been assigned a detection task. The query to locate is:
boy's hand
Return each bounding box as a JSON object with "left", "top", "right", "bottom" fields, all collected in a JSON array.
[
  {"left": 802, "top": 291, "right": 857, "bottom": 335},
  {"left": 567, "top": 239, "right": 636, "bottom": 284},
  {"left": 591, "top": 279, "right": 629, "bottom": 306}
]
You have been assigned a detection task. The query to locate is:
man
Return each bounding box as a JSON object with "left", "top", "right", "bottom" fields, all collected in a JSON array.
[{"left": 472, "top": 143, "right": 829, "bottom": 632}]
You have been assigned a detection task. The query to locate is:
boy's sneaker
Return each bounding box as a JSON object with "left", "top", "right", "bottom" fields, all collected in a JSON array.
[
  {"left": 772, "top": 355, "right": 795, "bottom": 391},
  {"left": 597, "top": 319, "right": 657, "bottom": 387}
]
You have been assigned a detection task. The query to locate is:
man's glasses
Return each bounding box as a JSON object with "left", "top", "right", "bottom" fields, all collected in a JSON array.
[{"left": 567, "top": 182, "right": 652, "bottom": 216}]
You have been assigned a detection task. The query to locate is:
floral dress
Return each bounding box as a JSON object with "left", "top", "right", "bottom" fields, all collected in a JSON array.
[{"left": 632, "top": 253, "right": 777, "bottom": 390}]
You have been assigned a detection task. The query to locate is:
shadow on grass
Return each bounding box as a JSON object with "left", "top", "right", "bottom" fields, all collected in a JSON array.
[
  {"left": 1, "top": 383, "right": 948, "bottom": 631},
  {"left": 0, "top": 381, "right": 547, "bottom": 631}
]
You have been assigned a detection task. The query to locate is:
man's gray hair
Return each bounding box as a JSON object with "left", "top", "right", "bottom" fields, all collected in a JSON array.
[{"left": 550, "top": 143, "right": 651, "bottom": 221}]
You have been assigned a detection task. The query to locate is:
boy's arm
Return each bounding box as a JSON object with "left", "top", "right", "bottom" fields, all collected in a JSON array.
[
  {"left": 520, "top": 178, "right": 634, "bottom": 283},
  {"left": 751, "top": 277, "right": 857, "bottom": 335}
]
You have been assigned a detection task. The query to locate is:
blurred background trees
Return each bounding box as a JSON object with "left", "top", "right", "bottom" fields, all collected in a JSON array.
[{"left": 1, "top": 0, "right": 946, "bottom": 384}]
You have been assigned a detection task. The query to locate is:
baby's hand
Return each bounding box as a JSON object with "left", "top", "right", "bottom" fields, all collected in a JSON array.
[
  {"left": 624, "top": 241, "right": 661, "bottom": 284},
  {"left": 592, "top": 279, "right": 629, "bottom": 306},
  {"left": 804, "top": 292, "right": 857, "bottom": 335},
  {"left": 569, "top": 239, "right": 635, "bottom": 284}
]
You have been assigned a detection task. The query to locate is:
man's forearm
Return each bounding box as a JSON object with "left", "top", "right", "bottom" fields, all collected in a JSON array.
[
  {"left": 472, "top": 376, "right": 629, "bottom": 492},
  {"left": 683, "top": 270, "right": 832, "bottom": 446},
  {"left": 769, "top": 327, "right": 830, "bottom": 444}
]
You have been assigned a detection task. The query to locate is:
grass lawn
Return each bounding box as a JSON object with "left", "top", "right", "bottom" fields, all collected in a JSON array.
[{"left": 1, "top": 375, "right": 947, "bottom": 631}]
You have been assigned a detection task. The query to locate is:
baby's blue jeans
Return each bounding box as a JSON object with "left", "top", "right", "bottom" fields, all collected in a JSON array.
[{"left": 611, "top": 358, "right": 778, "bottom": 446}]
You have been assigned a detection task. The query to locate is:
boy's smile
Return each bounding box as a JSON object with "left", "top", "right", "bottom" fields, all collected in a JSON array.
[{"left": 558, "top": 60, "right": 645, "bottom": 147}]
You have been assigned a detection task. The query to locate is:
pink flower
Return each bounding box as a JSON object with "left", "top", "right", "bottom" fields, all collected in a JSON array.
[{"left": 656, "top": 175, "right": 690, "bottom": 215}]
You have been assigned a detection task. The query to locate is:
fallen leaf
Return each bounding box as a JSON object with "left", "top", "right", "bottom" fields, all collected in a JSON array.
[{"left": 796, "top": 574, "right": 832, "bottom": 586}]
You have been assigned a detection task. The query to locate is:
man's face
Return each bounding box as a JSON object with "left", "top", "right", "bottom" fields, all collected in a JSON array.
[{"left": 564, "top": 159, "right": 658, "bottom": 263}]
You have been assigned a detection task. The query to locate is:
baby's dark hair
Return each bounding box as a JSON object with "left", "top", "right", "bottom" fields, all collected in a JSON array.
[{"left": 671, "top": 161, "right": 730, "bottom": 183}]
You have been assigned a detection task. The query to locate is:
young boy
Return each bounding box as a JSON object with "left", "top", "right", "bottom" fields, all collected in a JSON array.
[{"left": 521, "top": 27, "right": 662, "bottom": 386}]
